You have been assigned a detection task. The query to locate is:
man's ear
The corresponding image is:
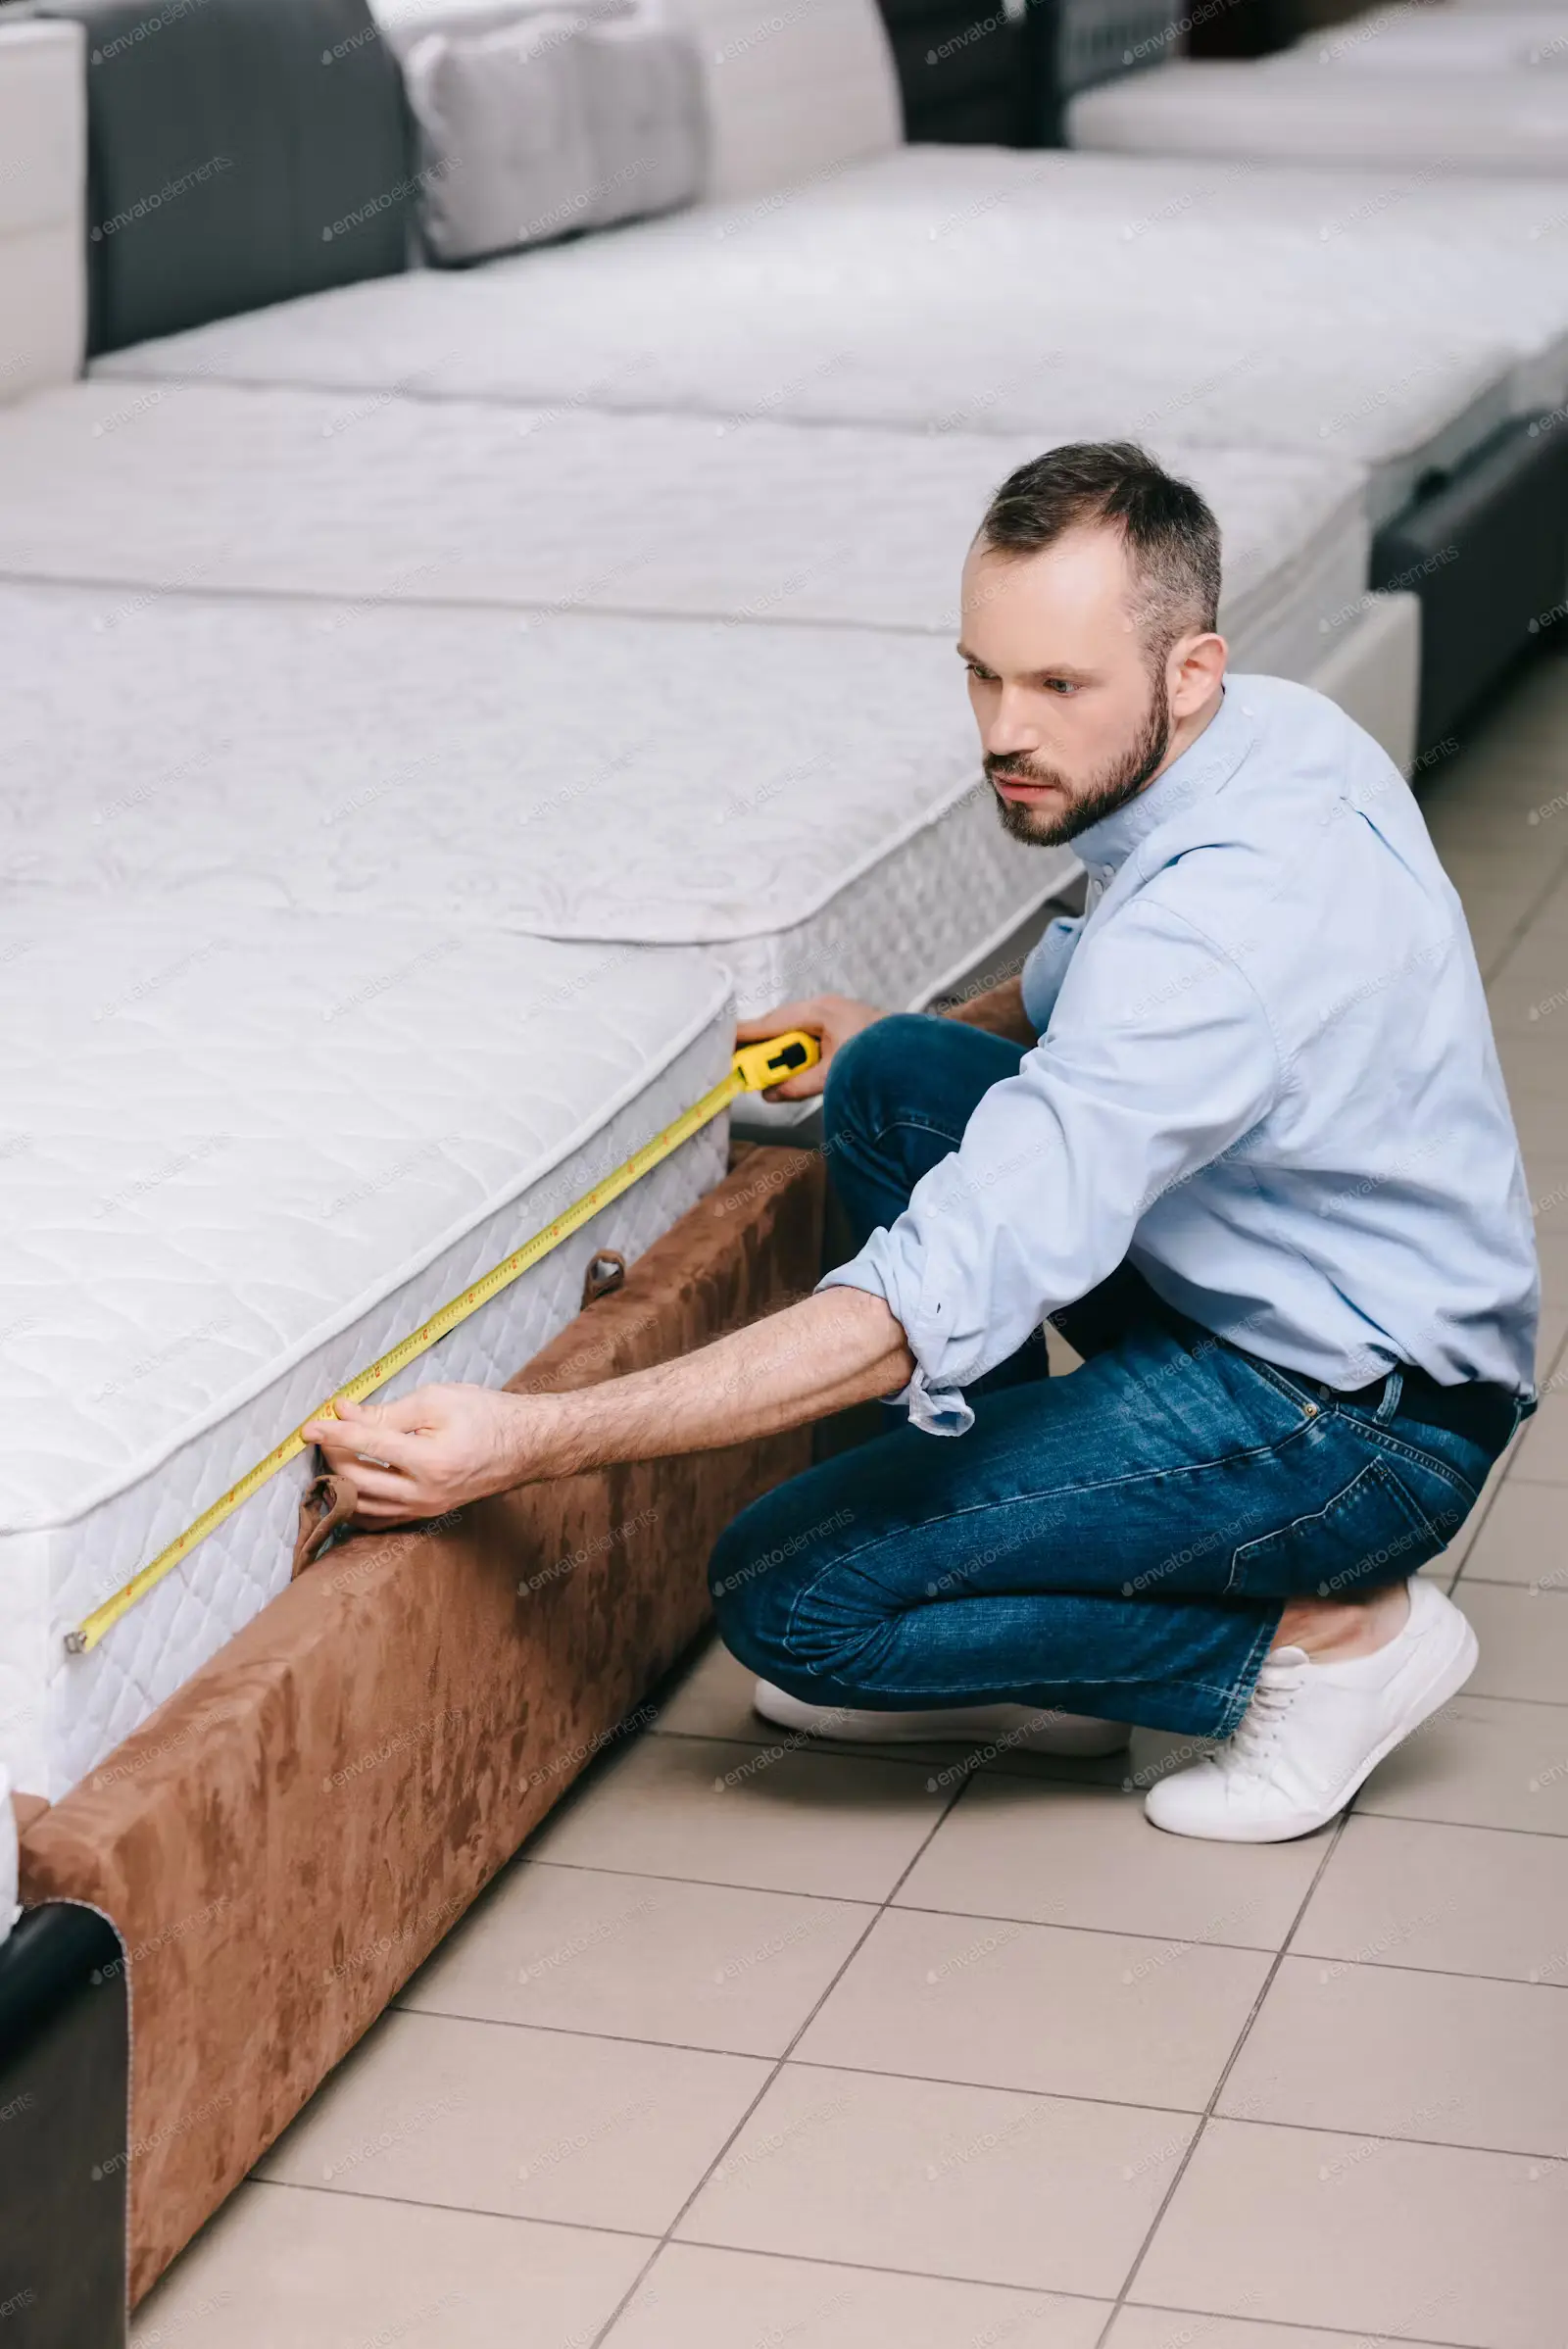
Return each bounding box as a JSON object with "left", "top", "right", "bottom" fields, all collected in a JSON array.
[{"left": 1169, "top": 630, "right": 1228, "bottom": 718}]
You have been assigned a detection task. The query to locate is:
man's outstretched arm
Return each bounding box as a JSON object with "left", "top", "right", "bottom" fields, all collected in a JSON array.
[{"left": 302, "top": 1286, "right": 912, "bottom": 1525}]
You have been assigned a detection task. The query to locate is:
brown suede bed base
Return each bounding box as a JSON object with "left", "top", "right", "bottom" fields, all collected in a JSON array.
[{"left": 20, "top": 1145, "right": 823, "bottom": 2303}]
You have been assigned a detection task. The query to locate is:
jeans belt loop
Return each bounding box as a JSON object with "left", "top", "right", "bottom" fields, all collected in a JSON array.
[{"left": 1375, "top": 1368, "right": 1404, "bottom": 1425}]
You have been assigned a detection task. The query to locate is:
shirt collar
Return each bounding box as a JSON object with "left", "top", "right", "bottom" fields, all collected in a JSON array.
[{"left": 1071, "top": 682, "right": 1256, "bottom": 882}]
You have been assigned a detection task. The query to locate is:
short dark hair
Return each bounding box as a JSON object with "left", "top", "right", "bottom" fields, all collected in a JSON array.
[{"left": 976, "top": 441, "right": 1222, "bottom": 654}]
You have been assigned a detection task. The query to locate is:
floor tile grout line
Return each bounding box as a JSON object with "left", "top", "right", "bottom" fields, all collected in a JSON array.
[
  {"left": 585, "top": 1729, "right": 985, "bottom": 2344},
  {"left": 1097, "top": 1812, "right": 1353, "bottom": 2345},
  {"left": 1360, "top": 1807, "right": 1568, "bottom": 1841},
  {"left": 171, "top": 2173, "right": 1525, "bottom": 2348},
  {"left": 395, "top": 1899, "right": 1568, "bottom": 2051},
  {"left": 1474, "top": 836, "right": 1568, "bottom": 987},
  {"left": 248, "top": 2169, "right": 663, "bottom": 2243},
  {"left": 1119, "top": 2293, "right": 1494, "bottom": 2349}
]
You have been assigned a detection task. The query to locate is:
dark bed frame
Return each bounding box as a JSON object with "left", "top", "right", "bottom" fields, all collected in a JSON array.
[{"left": 0, "top": 1902, "right": 128, "bottom": 2348}]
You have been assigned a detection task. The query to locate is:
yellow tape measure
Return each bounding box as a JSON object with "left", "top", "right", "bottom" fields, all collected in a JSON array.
[{"left": 66, "top": 1030, "right": 819, "bottom": 1657}]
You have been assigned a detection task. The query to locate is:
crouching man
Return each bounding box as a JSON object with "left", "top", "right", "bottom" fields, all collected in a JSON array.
[{"left": 308, "top": 442, "right": 1537, "bottom": 1844}]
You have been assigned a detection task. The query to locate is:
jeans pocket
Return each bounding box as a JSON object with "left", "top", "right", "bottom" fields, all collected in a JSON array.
[{"left": 1227, "top": 1453, "right": 1446, "bottom": 1598}]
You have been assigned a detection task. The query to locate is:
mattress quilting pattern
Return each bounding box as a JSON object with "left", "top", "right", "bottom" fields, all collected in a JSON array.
[
  {"left": 87, "top": 176, "right": 1519, "bottom": 516},
  {"left": 0, "top": 379, "right": 1369, "bottom": 677},
  {"left": 0, "top": 584, "right": 1076, "bottom": 1013},
  {"left": 0, "top": 911, "right": 733, "bottom": 1795},
  {"left": 830, "top": 147, "right": 1568, "bottom": 416}
]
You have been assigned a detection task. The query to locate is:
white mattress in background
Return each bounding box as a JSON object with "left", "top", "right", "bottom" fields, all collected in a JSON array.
[
  {"left": 0, "top": 910, "right": 733, "bottom": 1797},
  {"left": 0, "top": 583, "right": 1075, "bottom": 1016},
  {"left": 1068, "top": 58, "right": 1568, "bottom": 177},
  {"left": 1307, "top": 589, "right": 1421, "bottom": 777},
  {"left": 0, "top": 378, "right": 1370, "bottom": 677},
  {"left": 0, "top": 21, "right": 87, "bottom": 398},
  {"left": 1294, "top": 7, "right": 1568, "bottom": 70},
  {"left": 821, "top": 146, "right": 1568, "bottom": 424},
  {"left": 89, "top": 191, "right": 1512, "bottom": 529}
]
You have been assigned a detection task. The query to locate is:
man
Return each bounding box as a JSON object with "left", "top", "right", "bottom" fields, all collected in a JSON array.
[{"left": 307, "top": 442, "right": 1539, "bottom": 1844}]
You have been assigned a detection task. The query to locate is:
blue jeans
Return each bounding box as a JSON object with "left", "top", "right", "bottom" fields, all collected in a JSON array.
[{"left": 710, "top": 1014, "right": 1512, "bottom": 1739}]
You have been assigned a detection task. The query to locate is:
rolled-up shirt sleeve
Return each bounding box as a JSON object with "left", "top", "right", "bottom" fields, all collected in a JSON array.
[
  {"left": 819, "top": 897, "right": 1281, "bottom": 1434},
  {"left": 1018, "top": 912, "right": 1084, "bottom": 1033}
]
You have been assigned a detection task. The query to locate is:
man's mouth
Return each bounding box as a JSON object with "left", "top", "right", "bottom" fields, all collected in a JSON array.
[{"left": 990, "top": 771, "right": 1060, "bottom": 800}]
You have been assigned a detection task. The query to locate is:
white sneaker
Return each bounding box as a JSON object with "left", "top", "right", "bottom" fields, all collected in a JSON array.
[
  {"left": 752, "top": 1680, "right": 1130, "bottom": 1758},
  {"left": 1145, "top": 1578, "right": 1477, "bottom": 1844}
]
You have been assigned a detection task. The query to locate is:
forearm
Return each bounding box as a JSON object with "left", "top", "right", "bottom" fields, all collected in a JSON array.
[
  {"left": 941, "top": 973, "right": 1036, "bottom": 1045},
  {"left": 512, "top": 1285, "right": 912, "bottom": 1482}
]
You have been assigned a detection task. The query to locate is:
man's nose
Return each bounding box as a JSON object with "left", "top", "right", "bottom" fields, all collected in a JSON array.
[{"left": 983, "top": 686, "right": 1042, "bottom": 756}]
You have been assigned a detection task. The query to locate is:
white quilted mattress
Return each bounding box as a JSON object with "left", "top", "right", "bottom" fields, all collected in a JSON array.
[
  {"left": 1292, "top": 7, "right": 1568, "bottom": 71},
  {"left": 0, "top": 379, "right": 1369, "bottom": 678},
  {"left": 0, "top": 581, "right": 1074, "bottom": 1017},
  {"left": 1066, "top": 57, "right": 1568, "bottom": 179},
  {"left": 89, "top": 162, "right": 1523, "bottom": 528},
  {"left": 825, "top": 147, "right": 1568, "bottom": 429},
  {"left": 0, "top": 909, "right": 733, "bottom": 1798}
]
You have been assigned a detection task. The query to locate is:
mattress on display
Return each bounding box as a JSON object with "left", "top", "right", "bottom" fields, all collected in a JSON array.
[
  {"left": 1289, "top": 6, "right": 1568, "bottom": 71},
  {"left": 791, "top": 146, "right": 1568, "bottom": 421},
  {"left": 89, "top": 184, "right": 1516, "bottom": 530},
  {"left": 1066, "top": 57, "right": 1568, "bottom": 176},
  {"left": 0, "top": 584, "right": 1075, "bottom": 1016},
  {"left": 0, "top": 909, "right": 734, "bottom": 1798},
  {"left": 0, "top": 378, "right": 1370, "bottom": 678}
]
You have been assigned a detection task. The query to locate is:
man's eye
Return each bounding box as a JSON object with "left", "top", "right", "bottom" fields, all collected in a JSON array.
[
  {"left": 964, "top": 661, "right": 993, "bottom": 681},
  {"left": 1044, "top": 678, "right": 1078, "bottom": 696}
]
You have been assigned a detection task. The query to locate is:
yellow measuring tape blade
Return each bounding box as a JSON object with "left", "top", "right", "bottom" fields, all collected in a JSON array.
[{"left": 67, "top": 1030, "right": 818, "bottom": 1657}]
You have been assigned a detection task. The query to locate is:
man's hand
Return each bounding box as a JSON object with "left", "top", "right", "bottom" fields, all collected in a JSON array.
[
  {"left": 301, "top": 1387, "right": 564, "bottom": 1525},
  {"left": 735, "top": 995, "right": 885, "bottom": 1100},
  {"left": 301, "top": 1289, "right": 912, "bottom": 1530}
]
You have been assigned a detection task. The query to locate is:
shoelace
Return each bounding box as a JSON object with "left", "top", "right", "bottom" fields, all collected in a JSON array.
[{"left": 1222, "top": 1664, "right": 1304, "bottom": 1780}]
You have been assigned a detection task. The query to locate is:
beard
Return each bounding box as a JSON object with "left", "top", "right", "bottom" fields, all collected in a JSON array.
[{"left": 987, "top": 667, "right": 1172, "bottom": 847}]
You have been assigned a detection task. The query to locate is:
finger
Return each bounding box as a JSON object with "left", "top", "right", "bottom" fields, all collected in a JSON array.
[
  {"left": 764, "top": 1062, "right": 827, "bottom": 1102},
  {"left": 301, "top": 1408, "right": 421, "bottom": 1470},
  {"left": 343, "top": 1390, "right": 451, "bottom": 1436},
  {"left": 322, "top": 1460, "right": 416, "bottom": 1508},
  {"left": 734, "top": 1001, "right": 826, "bottom": 1043}
]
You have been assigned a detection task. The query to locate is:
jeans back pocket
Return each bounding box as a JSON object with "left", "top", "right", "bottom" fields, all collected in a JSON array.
[{"left": 1227, "top": 1453, "right": 1462, "bottom": 1598}]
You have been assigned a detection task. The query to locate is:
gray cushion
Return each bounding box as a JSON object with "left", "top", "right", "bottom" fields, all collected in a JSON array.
[
  {"left": 579, "top": 16, "right": 709, "bottom": 226},
  {"left": 405, "top": 5, "right": 709, "bottom": 264},
  {"left": 373, "top": 0, "right": 630, "bottom": 56},
  {"left": 406, "top": 15, "right": 602, "bottom": 262}
]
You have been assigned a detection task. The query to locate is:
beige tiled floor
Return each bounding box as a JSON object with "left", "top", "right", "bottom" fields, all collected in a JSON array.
[{"left": 135, "top": 660, "right": 1568, "bottom": 2346}]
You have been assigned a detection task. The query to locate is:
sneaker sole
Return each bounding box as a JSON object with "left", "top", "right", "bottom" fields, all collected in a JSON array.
[
  {"left": 753, "top": 1685, "right": 1131, "bottom": 1759},
  {"left": 1149, "top": 1605, "right": 1480, "bottom": 1845}
]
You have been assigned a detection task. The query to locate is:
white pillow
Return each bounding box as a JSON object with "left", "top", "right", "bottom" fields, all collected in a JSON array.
[
  {"left": 579, "top": 16, "right": 710, "bottom": 226},
  {"left": 374, "top": 0, "right": 631, "bottom": 56},
  {"left": 405, "top": 15, "right": 604, "bottom": 263}
]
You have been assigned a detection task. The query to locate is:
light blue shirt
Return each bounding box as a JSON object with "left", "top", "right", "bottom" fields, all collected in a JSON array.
[{"left": 823, "top": 675, "right": 1539, "bottom": 1434}]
